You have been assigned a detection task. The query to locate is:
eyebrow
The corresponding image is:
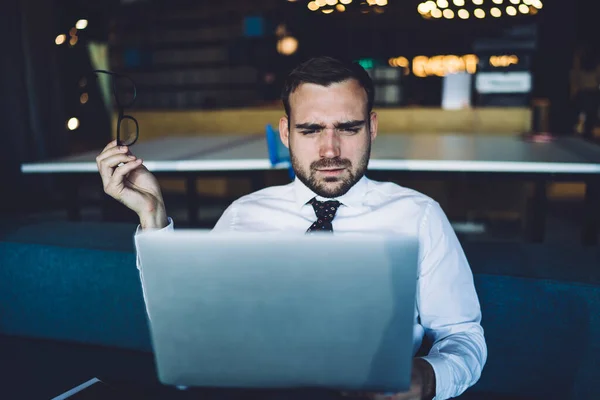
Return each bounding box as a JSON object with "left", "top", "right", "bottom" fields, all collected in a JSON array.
[
  {"left": 294, "top": 120, "right": 367, "bottom": 130},
  {"left": 335, "top": 120, "right": 367, "bottom": 130}
]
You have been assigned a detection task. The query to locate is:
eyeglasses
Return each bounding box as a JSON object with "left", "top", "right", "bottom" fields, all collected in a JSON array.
[{"left": 92, "top": 69, "right": 139, "bottom": 146}]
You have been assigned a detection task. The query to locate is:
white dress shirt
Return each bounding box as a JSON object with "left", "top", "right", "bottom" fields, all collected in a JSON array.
[{"left": 135, "top": 176, "right": 487, "bottom": 400}]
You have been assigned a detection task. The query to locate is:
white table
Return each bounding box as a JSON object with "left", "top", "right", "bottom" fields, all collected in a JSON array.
[{"left": 21, "top": 133, "right": 600, "bottom": 244}]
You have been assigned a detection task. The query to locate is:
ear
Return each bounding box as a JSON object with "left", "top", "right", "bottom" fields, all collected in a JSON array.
[
  {"left": 369, "top": 111, "right": 378, "bottom": 141},
  {"left": 279, "top": 116, "right": 290, "bottom": 149}
]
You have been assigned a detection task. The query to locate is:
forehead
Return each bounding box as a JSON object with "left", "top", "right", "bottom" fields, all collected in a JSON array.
[{"left": 289, "top": 79, "right": 368, "bottom": 123}]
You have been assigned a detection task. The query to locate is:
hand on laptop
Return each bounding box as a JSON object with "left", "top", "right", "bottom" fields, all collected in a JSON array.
[
  {"left": 342, "top": 358, "right": 435, "bottom": 400},
  {"left": 96, "top": 140, "right": 168, "bottom": 229}
]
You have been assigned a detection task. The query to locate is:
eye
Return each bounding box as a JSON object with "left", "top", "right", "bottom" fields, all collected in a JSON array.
[
  {"left": 340, "top": 128, "right": 360, "bottom": 134},
  {"left": 300, "top": 130, "right": 317, "bottom": 135}
]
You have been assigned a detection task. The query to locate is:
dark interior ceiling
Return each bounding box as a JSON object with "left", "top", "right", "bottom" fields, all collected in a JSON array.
[
  {"left": 59, "top": 0, "right": 550, "bottom": 32},
  {"left": 54, "top": 0, "right": 591, "bottom": 58},
  {"left": 57, "top": 0, "right": 548, "bottom": 40}
]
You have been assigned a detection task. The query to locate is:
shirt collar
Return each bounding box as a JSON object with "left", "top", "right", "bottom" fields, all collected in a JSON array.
[{"left": 293, "top": 175, "right": 369, "bottom": 210}]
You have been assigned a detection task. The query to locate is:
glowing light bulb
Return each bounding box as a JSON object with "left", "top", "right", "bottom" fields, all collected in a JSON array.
[{"left": 67, "top": 117, "right": 80, "bottom": 130}]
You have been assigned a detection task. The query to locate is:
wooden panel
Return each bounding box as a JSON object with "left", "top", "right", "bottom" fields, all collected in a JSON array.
[
  {"left": 376, "top": 108, "right": 531, "bottom": 134},
  {"left": 548, "top": 183, "right": 586, "bottom": 200}
]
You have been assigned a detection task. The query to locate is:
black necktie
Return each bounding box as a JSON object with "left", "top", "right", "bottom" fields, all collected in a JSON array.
[{"left": 306, "top": 197, "right": 341, "bottom": 233}]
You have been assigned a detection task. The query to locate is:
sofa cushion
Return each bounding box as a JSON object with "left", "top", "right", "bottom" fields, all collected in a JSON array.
[
  {"left": 469, "top": 274, "right": 599, "bottom": 399},
  {"left": 0, "top": 221, "right": 151, "bottom": 352}
]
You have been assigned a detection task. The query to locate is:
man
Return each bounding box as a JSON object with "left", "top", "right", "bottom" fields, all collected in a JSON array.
[{"left": 96, "top": 56, "right": 487, "bottom": 400}]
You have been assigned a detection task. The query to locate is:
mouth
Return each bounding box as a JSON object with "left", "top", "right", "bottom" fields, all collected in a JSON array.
[{"left": 316, "top": 168, "right": 345, "bottom": 176}]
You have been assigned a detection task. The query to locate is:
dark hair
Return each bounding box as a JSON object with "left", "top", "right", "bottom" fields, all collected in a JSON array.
[{"left": 281, "top": 56, "right": 375, "bottom": 120}]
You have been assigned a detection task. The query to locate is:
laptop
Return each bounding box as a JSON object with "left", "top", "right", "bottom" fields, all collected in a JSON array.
[{"left": 135, "top": 230, "right": 419, "bottom": 393}]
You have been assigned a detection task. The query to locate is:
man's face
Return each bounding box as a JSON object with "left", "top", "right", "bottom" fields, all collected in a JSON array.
[{"left": 279, "top": 79, "right": 378, "bottom": 198}]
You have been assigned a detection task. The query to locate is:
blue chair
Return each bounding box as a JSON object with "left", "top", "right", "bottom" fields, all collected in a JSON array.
[{"left": 266, "top": 124, "right": 295, "bottom": 180}]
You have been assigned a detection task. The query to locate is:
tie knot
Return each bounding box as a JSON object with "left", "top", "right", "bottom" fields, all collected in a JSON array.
[{"left": 308, "top": 198, "right": 341, "bottom": 221}]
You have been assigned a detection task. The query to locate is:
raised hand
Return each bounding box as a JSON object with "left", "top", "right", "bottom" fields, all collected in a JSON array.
[{"left": 96, "top": 140, "right": 168, "bottom": 229}]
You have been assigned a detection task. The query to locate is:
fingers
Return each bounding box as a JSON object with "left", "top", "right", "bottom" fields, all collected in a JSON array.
[
  {"left": 96, "top": 141, "right": 140, "bottom": 196},
  {"left": 111, "top": 157, "right": 143, "bottom": 183},
  {"left": 98, "top": 153, "right": 135, "bottom": 183},
  {"left": 101, "top": 139, "right": 118, "bottom": 153},
  {"left": 96, "top": 143, "right": 133, "bottom": 182},
  {"left": 96, "top": 144, "right": 130, "bottom": 165},
  {"left": 102, "top": 156, "right": 143, "bottom": 200},
  {"left": 104, "top": 153, "right": 136, "bottom": 169}
]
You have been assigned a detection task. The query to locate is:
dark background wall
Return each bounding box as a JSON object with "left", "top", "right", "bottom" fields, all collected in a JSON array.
[{"left": 0, "top": 0, "right": 591, "bottom": 213}]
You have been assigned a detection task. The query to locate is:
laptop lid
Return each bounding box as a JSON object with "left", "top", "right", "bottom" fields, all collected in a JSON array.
[{"left": 136, "top": 230, "right": 419, "bottom": 393}]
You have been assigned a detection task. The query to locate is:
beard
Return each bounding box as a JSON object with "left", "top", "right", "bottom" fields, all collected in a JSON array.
[{"left": 290, "top": 140, "right": 371, "bottom": 198}]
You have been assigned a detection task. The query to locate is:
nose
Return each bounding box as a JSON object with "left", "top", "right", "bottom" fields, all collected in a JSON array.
[{"left": 319, "top": 129, "right": 341, "bottom": 159}]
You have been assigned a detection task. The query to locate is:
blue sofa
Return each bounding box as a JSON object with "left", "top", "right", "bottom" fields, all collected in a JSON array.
[{"left": 1, "top": 220, "right": 599, "bottom": 399}]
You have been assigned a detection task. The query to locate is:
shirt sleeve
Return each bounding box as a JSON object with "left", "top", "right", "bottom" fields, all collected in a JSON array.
[
  {"left": 211, "top": 202, "right": 238, "bottom": 232},
  {"left": 134, "top": 217, "right": 175, "bottom": 319},
  {"left": 416, "top": 201, "right": 488, "bottom": 400},
  {"left": 134, "top": 216, "right": 175, "bottom": 270}
]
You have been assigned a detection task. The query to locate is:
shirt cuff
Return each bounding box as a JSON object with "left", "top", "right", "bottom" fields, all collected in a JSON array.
[
  {"left": 134, "top": 217, "right": 174, "bottom": 235},
  {"left": 418, "top": 354, "right": 453, "bottom": 400}
]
